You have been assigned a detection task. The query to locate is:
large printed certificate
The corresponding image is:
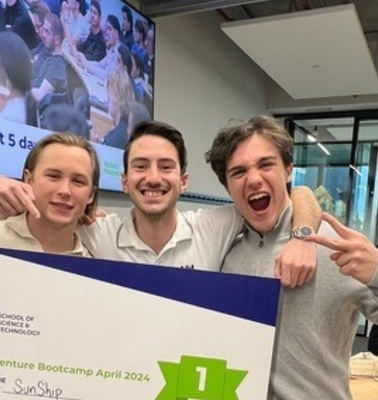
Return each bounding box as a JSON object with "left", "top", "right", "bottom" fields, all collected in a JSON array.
[{"left": 0, "top": 248, "right": 280, "bottom": 400}]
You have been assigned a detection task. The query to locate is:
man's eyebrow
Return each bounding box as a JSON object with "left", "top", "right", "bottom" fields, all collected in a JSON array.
[
  {"left": 130, "top": 157, "right": 177, "bottom": 164},
  {"left": 158, "top": 158, "right": 177, "bottom": 164},
  {"left": 259, "top": 156, "right": 278, "bottom": 163},
  {"left": 43, "top": 168, "right": 60, "bottom": 173},
  {"left": 226, "top": 156, "right": 278, "bottom": 175},
  {"left": 226, "top": 165, "right": 246, "bottom": 175},
  {"left": 72, "top": 173, "right": 90, "bottom": 180},
  {"left": 129, "top": 157, "right": 150, "bottom": 164}
]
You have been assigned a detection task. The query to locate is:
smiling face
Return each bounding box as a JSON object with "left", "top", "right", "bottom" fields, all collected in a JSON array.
[
  {"left": 24, "top": 143, "right": 95, "bottom": 230},
  {"left": 122, "top": 134, "right": 188, "bottom": 220},
  {"left": 226, "top": 133, "right": 292, "bottom": 233}
]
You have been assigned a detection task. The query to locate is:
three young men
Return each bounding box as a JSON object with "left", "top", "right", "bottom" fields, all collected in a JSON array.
[{"left": 0, "top": 120, "right": 320, "bottom": 285}]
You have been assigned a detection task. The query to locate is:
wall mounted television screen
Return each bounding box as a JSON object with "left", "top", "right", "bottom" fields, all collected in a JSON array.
[{"left": 0, "top": 0, "right": 155, "bottom": 191}]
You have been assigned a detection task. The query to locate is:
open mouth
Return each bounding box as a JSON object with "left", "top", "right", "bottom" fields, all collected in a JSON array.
[{"left": 248, "top": 193, "right": 270, "bottom": 212}]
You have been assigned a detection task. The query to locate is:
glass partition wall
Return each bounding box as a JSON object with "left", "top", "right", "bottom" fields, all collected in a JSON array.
[
  {"left": 283, "top": 112, "right": 378, "bottom": 246},
  {"left": 281, "top": 111, "right": 378, "bottom": 337}
]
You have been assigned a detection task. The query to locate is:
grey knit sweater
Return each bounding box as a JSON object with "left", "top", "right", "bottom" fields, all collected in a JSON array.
[{"left": 222, "top": 202, "right": 378, "bottom": 400}]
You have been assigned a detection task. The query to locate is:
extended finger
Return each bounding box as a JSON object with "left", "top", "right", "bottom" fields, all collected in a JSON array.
[
  {"left": 23, "top": 197, "right": 40, "bottom": 219},
  {"left": 309, "top": 233, "right": 348, "bottom": 251},
  {"left": 19, "top": 184, "right": 35, "bottom": 202},
  {"left": 321, "top": 212, "right": 355, "bottom": 239}
]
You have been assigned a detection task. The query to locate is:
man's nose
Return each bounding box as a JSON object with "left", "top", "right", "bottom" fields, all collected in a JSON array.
[
  {"left": 57, "top": 179, "right": 71, "bottom": 197},
  {"left": 246, "top": 168, "right": 263, "bottom": 187},
  {"left": 145, "top": 166, "right": 161, "bottom": 184}
]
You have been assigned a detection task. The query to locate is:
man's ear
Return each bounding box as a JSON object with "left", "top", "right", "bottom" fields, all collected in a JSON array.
[
  {"left": 286, "top": 163, "right": 293, "bottom": 184},
  {"left": 179, "top": 172, "right": 189, "bottom": 194},
  {"left": 121, "top": 173, "right": 129, "bottom": 194},
  {"left": 87, "top": 186, "right": 96, "bottom": 205},
  {"left": 23, "top": 169, "right": 33, "bottom": 185}
]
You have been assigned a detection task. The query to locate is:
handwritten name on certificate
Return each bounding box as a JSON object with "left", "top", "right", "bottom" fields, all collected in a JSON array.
[{"left": 0, "top": 248, "right": 280, "bottom": 399}]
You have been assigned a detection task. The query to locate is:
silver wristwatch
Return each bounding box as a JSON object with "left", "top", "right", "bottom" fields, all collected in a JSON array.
[{"left": 291, "top": 226, "right": 313, "bottom": 241}]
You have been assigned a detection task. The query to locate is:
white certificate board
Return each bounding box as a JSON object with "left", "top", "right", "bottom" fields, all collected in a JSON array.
[{"left": 0, "top": 248, "right": 280, "bottom": 399}]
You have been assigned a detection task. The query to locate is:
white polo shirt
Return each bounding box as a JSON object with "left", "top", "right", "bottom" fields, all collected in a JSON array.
[
  {"left": 0, "top": 213, "right": 91, "bottom": 257},
  {"left": 78, "top": 205, "right": 243, "bottom": 271}
]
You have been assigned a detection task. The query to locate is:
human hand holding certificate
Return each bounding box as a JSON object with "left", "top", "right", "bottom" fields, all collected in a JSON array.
[{"left": 0, "top": 249, "right": 280, "bottom": 399}]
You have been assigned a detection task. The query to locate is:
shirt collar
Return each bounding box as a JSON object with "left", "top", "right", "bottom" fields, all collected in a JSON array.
[
  {"left": 5, "top": 213, "right": 89, "bottom": 256},
  {"left": 117, "top": 209, "right": 192, "bottom": 250}
]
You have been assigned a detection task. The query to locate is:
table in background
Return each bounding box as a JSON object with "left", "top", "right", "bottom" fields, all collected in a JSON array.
[{"left": 350, "top": 378, "right": 378, "bottom": 399}]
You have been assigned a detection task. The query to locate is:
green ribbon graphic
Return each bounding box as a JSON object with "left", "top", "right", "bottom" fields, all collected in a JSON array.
[{"left": 156, "top": 355, "right": 248, "bottom": 400}]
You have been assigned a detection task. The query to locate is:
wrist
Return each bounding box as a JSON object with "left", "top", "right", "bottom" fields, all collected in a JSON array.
[{"left": 291, "top": 226, "right": 314, "bottom": 241}]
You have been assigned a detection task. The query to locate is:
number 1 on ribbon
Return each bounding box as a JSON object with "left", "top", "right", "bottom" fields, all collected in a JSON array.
[{"left": 196, "top": 366, "right": 207, "bottom": 391}]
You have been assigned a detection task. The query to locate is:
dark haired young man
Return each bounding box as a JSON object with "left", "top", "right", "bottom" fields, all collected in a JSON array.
[
  {"left": 206, "top": 115, "right": 378, "bottom": 400},
  {"left": 120, "top": 4, "right": 134, "bottom": 50},
  {"left": 75, "top": 0, "right": 106, "bottom": 62}
]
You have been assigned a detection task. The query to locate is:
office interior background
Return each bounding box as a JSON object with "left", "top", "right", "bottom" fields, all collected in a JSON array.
[
  {"left": 97, "top": 0, "right": 378, "bottom": 343},
  {"left": 104, "top": 0, "right": 378, "bottom": 243}
]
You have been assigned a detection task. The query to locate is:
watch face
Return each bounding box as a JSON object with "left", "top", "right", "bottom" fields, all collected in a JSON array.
[
  {"left": 300, "top": 227, "right": 312, "bottom": 236},
  {"left": 292, "top": 226, "right": 312, "bottom": 240}
]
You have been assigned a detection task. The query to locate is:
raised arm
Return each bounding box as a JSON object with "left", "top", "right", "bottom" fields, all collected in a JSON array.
[
  {"left": 275, "top": 186, "right": 321, "bottom": 288},
  {"left": 309, "top": 212, "right": 378, "bottom": 286},
  {"left": 0, "top": 176, "right": 39, "bottom": 219},
  {"left": 291, "top": 185, "right": 321, "bottom": 233}
]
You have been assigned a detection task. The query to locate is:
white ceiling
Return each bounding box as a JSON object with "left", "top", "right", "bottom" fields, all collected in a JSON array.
[{"left": 221, "top": 4, "right": 378, "bottom": 99}]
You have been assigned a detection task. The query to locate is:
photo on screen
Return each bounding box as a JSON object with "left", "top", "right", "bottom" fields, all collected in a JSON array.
[{"left": 0, "top": 0, "right": 155, "bottom": 191}]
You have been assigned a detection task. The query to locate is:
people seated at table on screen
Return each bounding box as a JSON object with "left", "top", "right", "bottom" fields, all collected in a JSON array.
[
  {"left": 120, "top": 4, "right": 134, "bottom": 51},
  {"left": 75, "top": 0, "right": 105, "bottom": 62},
  {"left": 0, "top": 30, "right": 37, "bottom": 126},
  {"left": 32, "top": 13, "right": 67, "bottom": 104},
  {"left": 127, "top": 101, "right": 151, "bottom": 139},
  {"left": 117, "top": 43, "right": 144, "bottom": 103},
  {"left": 0, "top": 0, "right": 155, "bottom": 151},
  {"left": 131, "top": 18, "right": 147, "bottom": 63},
  {"left": 76, "top": 14, "right": 120, "bottom": 80},
  {"left": 144, "top": 26, "right": 154, "bottom": 87},
  {"left": 100, "top": 65, "right": 134, "bottom": 149},
  {"left": 41, "top": 103, "right": 89, "bottom": 139},
  {"left": 29, "top": 1, "right": 52, "bottom": 77},
  {"left": 60, "top": 0, "right": 89, "bottom": 46},
  {"left": 3, "top": 0, "right": 39, "bottom": 49},
  {"left": 24, "top": 0, "right": 60, "bottom": 16}
]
